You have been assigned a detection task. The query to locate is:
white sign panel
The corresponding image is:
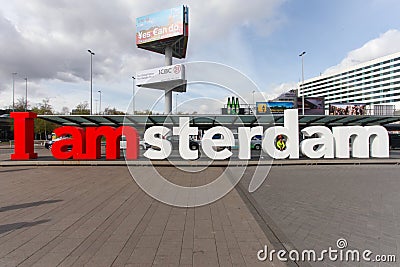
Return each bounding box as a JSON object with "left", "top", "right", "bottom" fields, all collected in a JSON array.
[{"left": 136, "top": 64, "right": 185, "bottom": 86}]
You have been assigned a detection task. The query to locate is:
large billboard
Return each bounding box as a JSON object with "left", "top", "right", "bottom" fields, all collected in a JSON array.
[
  {"left": 268, "top": 101, "right": 294, "bottom": 114},
  {"left": 136, "top": 6, "right": 186, "bottom": 45},
  {"left": 256, "top": 101, "right": 294, "bottom": 115},
  {"left": 329, "top": 103, "right": 367, "bottom": 115},
  {"left": 136, "top": 64, "right": 186, "bottom": 92},
  {"left": 297, "top": 97, "right": 325, "bottom": 115},
  {"left": 255, "top": 102, "right": 268, "bottom": 115}
]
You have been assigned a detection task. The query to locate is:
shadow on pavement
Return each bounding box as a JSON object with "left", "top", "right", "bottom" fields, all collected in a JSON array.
[
  {"left": 0, "top": 168, "right": 36, "bottom": 173},
  {"left": 0, "top": 219, "right": 51, "bottom": 234},
  {"left": 0, "top": 199, "right": 63, "bottom": 212}
]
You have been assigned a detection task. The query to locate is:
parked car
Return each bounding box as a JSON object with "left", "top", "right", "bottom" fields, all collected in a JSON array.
[
  {"left": 389, "top": 133, "right": 400, "bottom": 149},
  {"left": 120, "top": 136, "right": 150, "bottom": 150},
  {"left": 166, "top": 135, "right": 200, "bottom": 150},
  {"left": 44, "top": 136, "right": 71, "bottom": 150},
  {"left": 207, "top": 133, "right": 228, "bottom": 151},
  {"left": 209, "top": 134, "right": 262, "bottom": 150},
  {"left": 250, "top": 135, "right": 262, "bottom": 150},
  {"left": 139, "top": 140, "right": 151, "bottom": 150}
]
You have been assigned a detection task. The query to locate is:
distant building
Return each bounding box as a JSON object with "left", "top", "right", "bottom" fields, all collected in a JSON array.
[
  {"left": 273, "top": 89, "right": 298, "bottom": 103},
  {"left": 299, "top": 52, "right": 400, "bottom": 115},
  {"left": 273, "top": 90, "right": 325, "bottom": 115}
]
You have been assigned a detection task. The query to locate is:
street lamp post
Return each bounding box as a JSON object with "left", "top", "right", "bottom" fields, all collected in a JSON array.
[
  {"left": 299, "top": 51, "right": 306, "bottom": 115},
  {"left": 94, "top": 99, "right": 98, "bottom": 114},
  {"left": 98, "top": 90, "right": 102, "bottom": 114},
  {"left": 88, "top": 49, "right": 95, "bottom": 115},
  {"left": 12, "top": 73, "right": 17, "bottom": 111},
  {"left": 24, "top": 77, "right": 28, "bottom": 111},
  {"left": 132, "top": 76, "right": 135, "bottom": 115},
  {"left": 175, "top": 93, "right": 178, "bottom": 114},
  {"left": 252, "top": 90, "right": 255, "bottom": 108}
]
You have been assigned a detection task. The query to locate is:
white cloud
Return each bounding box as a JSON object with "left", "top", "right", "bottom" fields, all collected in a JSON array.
[
  {"left": 188, "top": 0, "right": 286, "bottom": 40},
  {"left": 324, "top": 29, "right": 400, "bottom": 75},
  {"left": 264, "top": 29, "right": 400, "bottom": 104},
  {"left": 262, "top": 81, "right": 298, "bottom": 102},
  {"left": 0, "top": 0, "right": 285, "bottom": 112}
]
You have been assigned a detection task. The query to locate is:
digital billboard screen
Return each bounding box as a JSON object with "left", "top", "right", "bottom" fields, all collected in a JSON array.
[
  {"left": 267, "top": 101, "right": 294, "bottom": 114},
  {"left": 297, "top": 97, "right": 325, "bottom": 115},
  {"left": 136, "top": 6, "right": 185, "bottom": 45},
  {"left": 329, "top": 103, "right": 367, "bottom": 115},
  {"left": 256, "top": 102, "right": 294, "bottom": 114}
]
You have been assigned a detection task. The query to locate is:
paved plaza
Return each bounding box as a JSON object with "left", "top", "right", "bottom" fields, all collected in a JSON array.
[
  {"left": 242, "top": 165, "right": 400, "bottom": 267},
  {"left": 1, "top": 146, "right": 400, "bottom": 266},
  {"left": 0, "top": 165, "right": 285, "bottom": 267}
]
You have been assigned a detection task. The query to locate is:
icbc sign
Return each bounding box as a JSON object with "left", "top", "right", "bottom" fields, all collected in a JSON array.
[
  {"left": 173, "top": 65, "right": 181, "bottom": 74},
  {"left": 158, "top": 65, "right": 181, "bottom": 75}
]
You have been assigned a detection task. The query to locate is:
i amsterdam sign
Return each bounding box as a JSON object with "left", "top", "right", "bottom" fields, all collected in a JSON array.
[{"left": 10, "top": 110, "right": 389, "bottom": 161}]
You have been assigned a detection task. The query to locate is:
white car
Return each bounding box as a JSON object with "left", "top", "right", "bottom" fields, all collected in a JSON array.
[
  {"left": 44, "top": 136, "right": 72, "bottom": 150},
  {"left": 120, "top": 136, "right": 149, "bottom": 150}
]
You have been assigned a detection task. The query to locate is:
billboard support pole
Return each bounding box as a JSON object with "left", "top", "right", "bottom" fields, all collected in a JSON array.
[{"left": 165, "top": 46, "right": 173, "bottom": 114}]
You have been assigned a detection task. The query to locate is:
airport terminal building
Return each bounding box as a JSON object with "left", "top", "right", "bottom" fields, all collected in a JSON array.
[{"left": 299, "top": 52, "right": 400, "bottom": 115}]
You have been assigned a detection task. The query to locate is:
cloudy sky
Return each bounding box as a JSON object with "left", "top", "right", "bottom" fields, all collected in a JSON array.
[{"left": 1, "top": 0, "right": 400, "bottom": 114}]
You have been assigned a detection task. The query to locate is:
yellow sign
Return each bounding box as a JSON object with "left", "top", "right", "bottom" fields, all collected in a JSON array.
[{"left": 256, "top": 102, "right": 268, "bottom": 114}]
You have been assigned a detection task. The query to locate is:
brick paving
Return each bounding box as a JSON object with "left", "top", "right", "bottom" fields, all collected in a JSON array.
[
  {"left": 0, "top": 166, "right": 285, "bottom": 267},
  {"left": 3, "top": 148, "right": 399, "bottom": 266},
  {"left": 242, "top": 165, "right": 400, "bottom": 267}
]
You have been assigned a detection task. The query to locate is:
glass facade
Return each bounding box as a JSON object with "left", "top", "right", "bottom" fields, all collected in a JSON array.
[{"left": 299, "top": 52, "right": 400, "bottom": 113}]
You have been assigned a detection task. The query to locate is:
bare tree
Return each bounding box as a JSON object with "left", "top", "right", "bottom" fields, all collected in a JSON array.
[
  {"left": 60, "top": 106, "right": 70, "bottom": 115},
  {"left": 135, "top": 109, "right": 153, "bottom": 115},
  {"left": 72, "top": 102, "right": 90, "bottom": 115},
  {"left": 103, "top": 107, "right": 125, "bottom": 115},
  {"left": 31, "top": 98, "right": 56, "bottom": 140},
  {"left": 14, "top": 97, "right": 28, "bottom": 111}
]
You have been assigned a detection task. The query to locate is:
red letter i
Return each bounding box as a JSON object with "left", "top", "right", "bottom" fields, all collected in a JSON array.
[{"left": 10, "top": 112, "right": 38, "bottom": 160}]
